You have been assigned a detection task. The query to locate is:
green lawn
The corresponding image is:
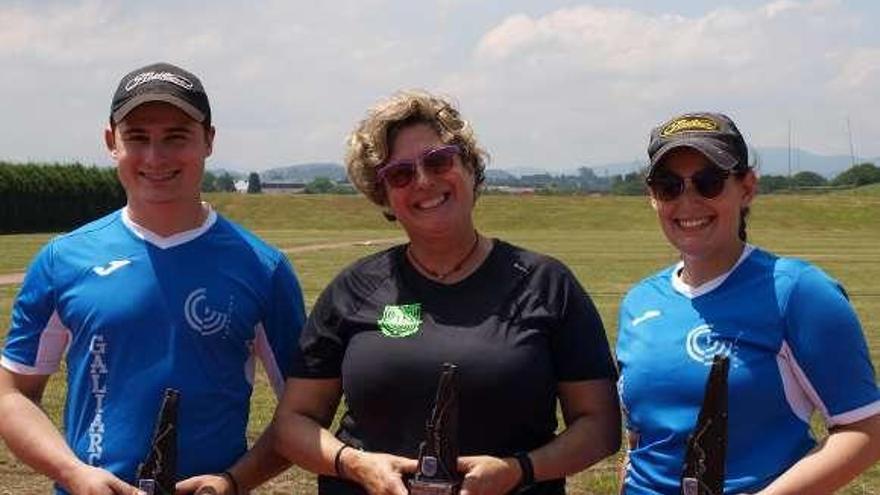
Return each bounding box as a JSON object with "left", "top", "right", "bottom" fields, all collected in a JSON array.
[{"left": 1, "top": 191, "right": 879, "bottom": 493}]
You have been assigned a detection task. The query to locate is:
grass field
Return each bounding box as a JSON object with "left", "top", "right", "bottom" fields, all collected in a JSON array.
[{"left": 1, "top": 191, "right": 879, "bottom": 494}]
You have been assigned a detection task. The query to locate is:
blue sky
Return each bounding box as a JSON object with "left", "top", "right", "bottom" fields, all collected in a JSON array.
[{"left": 1, "top": 0, "right": 878, "bottom": 172}]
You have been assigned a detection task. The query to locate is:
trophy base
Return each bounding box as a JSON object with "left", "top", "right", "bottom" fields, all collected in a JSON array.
[
  {"left": 137, "top": 480, "right": 156, "bottom": 495},
  {"left": 409, "top": 479, "right": 460, "bottom": 495}
]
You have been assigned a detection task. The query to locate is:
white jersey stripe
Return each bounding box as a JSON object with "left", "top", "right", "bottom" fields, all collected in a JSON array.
[
  {"left": 255, "top": 322, "right": 284, "bottom": 398},
  {"left": 777, "top": 341, "right": 825, "bottom": 423},
  {"left": 779, "top": 340, "right": 880, "bottom": 426},
  {"left": 1, "top": 355, "right": 46, "bottom": 375},
  {"left": 35, "top": 311, "right": 71, "bottom": 372},
  {"left": 830, "top": 400, "right": 880, "bottom": 426},
  {"left": 1, "top": 311, "right": 70, "bottom": 375}
]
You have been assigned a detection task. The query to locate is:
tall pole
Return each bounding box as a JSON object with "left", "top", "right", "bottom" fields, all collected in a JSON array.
[
  {"left": 846, "top": 117, "right": 856, "bottom": 167},
  {"left": 787, "top": 120, "right": 792, "bottom": 187}
]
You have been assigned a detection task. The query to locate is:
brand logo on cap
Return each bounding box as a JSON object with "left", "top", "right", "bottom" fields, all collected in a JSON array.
[
  {"left": 124, "top": 71, "right": 194, "bottom": 93},
  {"left": 661, "top": 117, "right": 719, "bottom": 137}
]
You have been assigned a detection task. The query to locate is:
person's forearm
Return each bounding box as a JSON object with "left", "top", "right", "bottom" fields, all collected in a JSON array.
[
  {"left": 756, "top": 414, "right": 880, "bottom": 495},
  {"left": 226, "top": 423, "right": 293, "bottom": 491},
  {"left": 530, "top": 411, "right": 621, "bottom": 482},
  {"left": 273, "top": 409, "right": 345, "bottom": 477},
  {"left": 0, "top": 389, "right": 84, "bottom": 487},
  {"left": 273, "top": 408, "right": 420, "bottom": 494}
]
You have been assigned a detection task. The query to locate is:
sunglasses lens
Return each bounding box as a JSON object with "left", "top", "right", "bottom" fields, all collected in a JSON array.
[
  {"left": 422, "top": 147, "right": 456, "bottom": 175},
  {"left": 649, "top": 174, "right": 684, "bottom": 201},
  {"left": 383, "top": 163, "right": 416, "bottom": 188},
  {"left": 649, "top": 167, "right": 730, "bottom": 200},
  {"left": 693, "top": 168, "right": 729, "bottom": 198}
]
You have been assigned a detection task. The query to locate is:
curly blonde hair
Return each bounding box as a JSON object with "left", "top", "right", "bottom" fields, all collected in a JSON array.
[{"left": 345, "top": 90, "right": 487, "bottom": 207}]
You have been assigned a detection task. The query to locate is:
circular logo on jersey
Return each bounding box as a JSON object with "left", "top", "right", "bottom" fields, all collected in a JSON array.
[
  {"left": 184, "top": 288, "right": 232, "bottom": 336},
  {"left": 685, "top": 324, "right": 732, "bottom": 365},
  {"left": 378, "top": 303, "right": 422, "bottom": 338}
]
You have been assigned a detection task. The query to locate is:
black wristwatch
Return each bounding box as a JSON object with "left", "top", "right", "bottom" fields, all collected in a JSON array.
[{"left": 513, "top": 451, "right": 535, "bottom": 489}]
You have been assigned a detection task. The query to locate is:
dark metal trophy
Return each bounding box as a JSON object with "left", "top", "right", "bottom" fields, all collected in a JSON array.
[
  {"left": 681, "top": 355, "right": 729, "bottom": 495},
  {"left": 136, "top": 388, "right": 180, "bottom": 495},
  {"left": 409, "top": 363, "right": 462, "bottom": 495}
]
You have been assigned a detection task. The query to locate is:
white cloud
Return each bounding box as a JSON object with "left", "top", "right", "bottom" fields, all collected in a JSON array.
[
  {"left": 451, "top": 0, "right": 879, "bottom": 166},
  {"left": 0, "top": 1, "right": 878, "bottom": 170},
  {"left": 762, "top": 0, "right": 800, "bottom": 18},
  {"left": 831, "top": 48, "right": 880, "bottom": 90}
]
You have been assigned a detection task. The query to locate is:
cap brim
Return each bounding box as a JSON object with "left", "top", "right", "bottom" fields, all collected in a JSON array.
[
  {"left": 649, "top": 138, "right": 740, "bottom": 174},
  {"left": 112, "top": 93, "right": 206, "bottom": 123}
]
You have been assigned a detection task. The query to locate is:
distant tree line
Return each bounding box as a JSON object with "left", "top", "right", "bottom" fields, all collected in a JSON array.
[
  {"left": 609, "top": 172, "right": 646, "bottom": 195},
  {"left": 492, "top": 167, "right": 613, "bottom": 194},
  {"left": 758, "top": 163, "right": 880, "bottom": 193},
  {"left": 1, "top": 164, "right": 247, "bottom": 233},
  {"left": 201, "top": 170, "right": 237, "bottom": 192},
  {"left": 3, "top": 160, "right": 877, "bottom": 234},
  {"left": 506, "top": 162, "right": 880, "bottom": 196},
  {"left": 303, "top": 177, "right": 356, "bottom": 194},
  {"left": 0, "top": 162, "right": 125, "bottom": 233}
]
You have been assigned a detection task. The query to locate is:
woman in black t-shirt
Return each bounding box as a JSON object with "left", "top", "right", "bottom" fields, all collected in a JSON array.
[{"left": 273, "top": 90, "right": 620, "bottom": 495}]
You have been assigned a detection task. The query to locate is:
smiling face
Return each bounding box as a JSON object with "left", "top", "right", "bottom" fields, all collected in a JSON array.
[
  {"left": 383, "top": 123, "right": 476, "bottom": 243},
  {"left": 650, "top": 147, "right": 756, "bottom": 264},
  {"left": 105, "top": 101, "right": 214, "bottom": 216}
]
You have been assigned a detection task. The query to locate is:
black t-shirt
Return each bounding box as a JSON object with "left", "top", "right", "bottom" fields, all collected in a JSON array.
[{"left": 290, "top": 240, "right": 617, "bottom": 494}]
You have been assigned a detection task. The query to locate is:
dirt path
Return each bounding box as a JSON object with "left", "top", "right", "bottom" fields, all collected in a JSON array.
[
  {"left": 281, "top": 236, "right": 405, "bottom": 254},
  {"left": 0, "top": 273, "right": 24, "bottom": 286},
  {"left": 0, "top": 237, "right": 405, "bottom": 287}
]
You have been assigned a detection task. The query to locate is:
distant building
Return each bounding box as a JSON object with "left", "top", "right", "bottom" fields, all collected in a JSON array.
[
  {"left": 234, "top": 180, "right": 248, "bottom": 193},
  {"left": 261, "top": 181, "right": 307, "bottom": 194},
  {"left": 485, "top": 185, "right": 536, "bottom": 194}
]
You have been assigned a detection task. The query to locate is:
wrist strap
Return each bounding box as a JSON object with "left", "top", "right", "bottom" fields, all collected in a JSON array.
[
  {"left": 514, "top": 451, "right": 535, "bottom": 488},
  {"left": 221, "top": 470, "right": 240, "bottom": 495},
  {"left": 334, "top": 443, "right": 352, "bottom": 479}
]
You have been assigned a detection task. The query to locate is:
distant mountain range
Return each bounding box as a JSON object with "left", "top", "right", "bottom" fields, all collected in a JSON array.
[
  {"left": 592, "top": 147, "right": 878, "bottom": 179},
  {"left": 219, "top": 148, "right": 877, "bottom": 184},
  {"left": 204, "top": 165, "right": 246, "bottom": 180},
  {"left": 262, "top": 162, "right": 346, "bottom": 182},
  {"left": 750, "top": 147, "right": 877, "bottom": 178}
]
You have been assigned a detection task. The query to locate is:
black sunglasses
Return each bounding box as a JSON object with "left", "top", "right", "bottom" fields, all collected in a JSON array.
[
  {"left": 647, "top": 166, "right": 732, "bottom": 201},
  {"left": 377, "top": 144, "right": 461, "bottom": 189}
]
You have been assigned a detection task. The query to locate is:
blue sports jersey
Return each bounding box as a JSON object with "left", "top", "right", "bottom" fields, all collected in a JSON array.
[
  {"left": 616, "top": 246, "right": 880, "bottom": 495},
  {"left": 2, "top": 208, "right": 306, "bottom": 493}
]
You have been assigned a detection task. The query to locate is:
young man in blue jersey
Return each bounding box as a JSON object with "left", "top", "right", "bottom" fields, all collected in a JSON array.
[{"left": 0, "top": 62, "right": 306, "bottom": 494}]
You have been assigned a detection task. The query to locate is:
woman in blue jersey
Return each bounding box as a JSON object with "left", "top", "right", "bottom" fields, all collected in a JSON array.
[
  {"left": 273, "top": 90, "right": 621, "bottom": 495},
  {"left": 616, "top": 111, "right": 880, "bottom": 494}
]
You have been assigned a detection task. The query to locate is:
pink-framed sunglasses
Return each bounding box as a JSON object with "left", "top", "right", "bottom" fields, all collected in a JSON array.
[{"left": 376, "top": 144, "right": 462, "bottom": 189}]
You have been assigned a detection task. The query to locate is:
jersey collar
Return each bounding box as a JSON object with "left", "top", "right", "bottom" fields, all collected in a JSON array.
[
  {"left": 671, "top": 244, "right": 755, "bottom": 299},
  {"left": 121, "top": 203, "right": 217, "bottom": 249}
]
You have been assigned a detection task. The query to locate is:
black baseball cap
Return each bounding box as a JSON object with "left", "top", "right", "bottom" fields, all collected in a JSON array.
[
  {"left": 110, "top": 62, "right": 211, "bottom": 124},
  {"left": 647, "top": 112, "right": 748, "bottom": 175}
]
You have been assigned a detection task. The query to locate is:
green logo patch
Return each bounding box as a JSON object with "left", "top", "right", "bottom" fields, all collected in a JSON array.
[{"left": 378, "top": 303, "right": 422, "bottom": 338}]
